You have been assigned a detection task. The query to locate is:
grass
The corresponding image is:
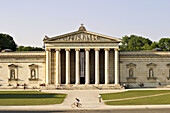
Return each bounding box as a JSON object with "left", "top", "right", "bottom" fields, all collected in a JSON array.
[
  {"left": 101, "top": 90, "right": 170, "bottom": 100},
  {"left": 0, "top": 91, "right": 66, "bottom": 105},
  {"left": 102, "top": 90, "right": 170, "bottom": 105},
  {"left": 105, "top": 94, "right": 170, "bottom": 105}
]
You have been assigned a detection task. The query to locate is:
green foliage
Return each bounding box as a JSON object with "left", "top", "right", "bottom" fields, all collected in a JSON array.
[
  {"left": 158, "top": 38, "right": 170, "bottom": 51},
  {"left": 0, "top": 33, "right": 17, "bottom": 51},
  {"left": 120, "top": 35, "right": 170, "bottom": 51},
  {"left": 17, "top": 46, "right": 44, "bottom": 51},
  {"left": 120, "top": 35, "right": 152, "bottom": 51}
]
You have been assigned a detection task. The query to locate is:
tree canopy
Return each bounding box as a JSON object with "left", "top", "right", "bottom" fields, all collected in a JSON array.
[
  {"left": 120, "top": 35, "right": 152, "bottom": 51},
  {"left": 120, "top": 35, "right": 170, "bottom": 51},
  {"left": 158, "top": 38, "right": 170, "bottom": 51},
  {"left": 16, "top": 46, "right": 44, "bottom": 51},
  {"left": 0, "top": 33, "right": 17, "bottom": 51}
]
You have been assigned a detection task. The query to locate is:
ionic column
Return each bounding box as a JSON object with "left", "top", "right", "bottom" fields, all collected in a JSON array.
[
  {"left": 114, "top": 48, "right": 119, "bottom": 84},
  {"left": 55, "top": 49, "right": 61, "bottom": 85},
  {"left": 105, "top": 48, "right": 110, "bottom": 84},
  {"left": 65, "top": 48, "right": 70, "bottom": 84},
  {"left": 85, "top": 48, "right": 90, "bottom": 85},
  {"left": 95, "top": 48, "right": 100, "bottom": 85},
  {"left": 45, "top": 48, "right": 51, "bottom": 85},
  {"left": 75, "top": 48, "right": 80, "bottom": 85}
]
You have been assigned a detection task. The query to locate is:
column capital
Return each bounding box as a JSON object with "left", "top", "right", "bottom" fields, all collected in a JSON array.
[
  {"left": 75, "top": 48, "right": 80, "bottom": 51},
  {"left": 46, "top": 48, "right": 51, "bottom": 51},
  {"left": 94, "top": 48, "right": 100, "bottom": 51},
  {"left": 55, "top": 48, "right": 61, "bottom": 51},
  {"left": 114, "top": 48, "right": 119, "bottom": 51},
  {"left": 104, "top": 48, "right": 110, "bottom": 51},
  {"left": 65, "top": 48, "right": 70, "bottom": 51},
  {"left": 85, "top": 48, "right": 90, "bottom": 51}
]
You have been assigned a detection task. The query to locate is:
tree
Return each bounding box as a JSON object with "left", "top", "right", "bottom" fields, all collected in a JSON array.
[
  {"left": 16, "top": 46, "right": 44, "bottom": 51},
  {"left": 150, "top": 42, "right": 159, "bottom": 50},
  {"left": 120, "top": 35, "right": 152, "bottom": 51},
  {"left": 158, "top": 38, "right": 170, "bottom": 51},
  {"left": 0, "top": 33, "right": 17, "bottom": 51}
]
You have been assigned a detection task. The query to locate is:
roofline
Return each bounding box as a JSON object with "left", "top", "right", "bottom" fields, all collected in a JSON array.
[{"left": 43, "top": 30, "right": 122, "bottom": 42}]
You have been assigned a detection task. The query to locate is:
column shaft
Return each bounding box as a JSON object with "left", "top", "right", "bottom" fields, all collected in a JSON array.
[
  {"left": 75, "top": 49, "right": 80, "bottom": 84},
  {"left": 85, "top": 48, "right": 90, "bottom": 84},
  {"left": 95, "top": 49, "right": 100, "bottom": 85},
  {"left": 56, "top": 49, "right": 61, "bottom": 85},
  {"left": 66, "top": 49, "right": 70, "bottom": 84},
  {"left": 115, "top": 49, "right": 119, "bottom": 84},
  {"left": 45, "top": 49, "right": 51, "bottom": 85},
  {"left": 105, "top": 49, "right": 110, "bottom": 84}
]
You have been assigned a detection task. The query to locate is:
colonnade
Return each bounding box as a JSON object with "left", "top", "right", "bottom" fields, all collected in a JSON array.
[{"left": 45, "top": 48, "right": 119, "bottom": 85}]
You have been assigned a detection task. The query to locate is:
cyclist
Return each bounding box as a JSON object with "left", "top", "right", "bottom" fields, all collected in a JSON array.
[{"left": 75, "top": 98, "right": 80, "bottom": 107}]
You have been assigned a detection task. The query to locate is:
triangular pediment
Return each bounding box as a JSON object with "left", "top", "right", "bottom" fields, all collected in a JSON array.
[
  {"left": 126, "top": 63, "right": 137, "bottom": 68},
  {"left": 28, "top": 64, "right": 38, "bottom": 68},
  {"left": 146, "top": 63, "right": 157, "bottom": 67},
  {"left": 44, "top": 31, "right": 121, "bottom": 42},
  {"left": 8, "top": 64, "right": 18, "bottom": 68}
]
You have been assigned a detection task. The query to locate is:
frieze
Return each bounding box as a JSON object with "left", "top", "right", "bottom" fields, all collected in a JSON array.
[{"left": 54, "top": 33, "right": 112, "bottom": 41}]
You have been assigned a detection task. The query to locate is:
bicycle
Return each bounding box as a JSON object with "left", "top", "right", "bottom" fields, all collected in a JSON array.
[{"left": 71, "top": 102, "right": 82, "bottom": 108}]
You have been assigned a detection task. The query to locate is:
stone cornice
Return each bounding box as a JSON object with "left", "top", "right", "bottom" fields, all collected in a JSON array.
[
  {"left": 0, "top": 55, "right": 45, "bottom": 58},
  {"left": 120, "top": 55, "right": 170, "bottom": 58}
]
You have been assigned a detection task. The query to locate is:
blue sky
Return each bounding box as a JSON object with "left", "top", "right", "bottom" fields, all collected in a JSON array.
[{"left": 0, "top": 0, "right": 170, "bottom": 47}]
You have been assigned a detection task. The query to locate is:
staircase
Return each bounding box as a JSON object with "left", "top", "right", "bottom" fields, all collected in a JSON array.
[{"left": 42, "top": 84, "right": 124, "bottom": 90}]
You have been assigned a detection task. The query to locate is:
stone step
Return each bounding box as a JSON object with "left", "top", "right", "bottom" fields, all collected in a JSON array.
[{"left": 42, "top": 84, "right": 124, "bottom": 90}]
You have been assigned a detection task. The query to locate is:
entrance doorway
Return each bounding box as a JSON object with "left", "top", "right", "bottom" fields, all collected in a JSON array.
[{"left": 80, "top": 51, "right": 85, "bottom": 84}]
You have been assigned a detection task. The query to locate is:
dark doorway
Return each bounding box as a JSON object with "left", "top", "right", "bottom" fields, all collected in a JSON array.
[{"left": 80, "top": 50, "right": 85, "bottom": 84}]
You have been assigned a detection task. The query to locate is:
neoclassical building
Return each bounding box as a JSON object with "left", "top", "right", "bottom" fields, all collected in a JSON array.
[{"left": 0, "top": 24, "right": 170, "bottom": 89}]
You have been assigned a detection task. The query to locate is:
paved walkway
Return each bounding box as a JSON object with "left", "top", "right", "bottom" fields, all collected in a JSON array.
[{"left": 0, "top": 88, "right": 170, "bottom": 111}]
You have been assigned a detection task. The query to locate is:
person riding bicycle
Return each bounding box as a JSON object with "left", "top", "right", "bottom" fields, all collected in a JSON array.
[{"left": 75, "top": 98, "right": 80, "bottom": 107}]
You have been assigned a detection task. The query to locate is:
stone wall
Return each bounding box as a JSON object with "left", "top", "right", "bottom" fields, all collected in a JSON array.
[
  {"left": 120, "top": 51, "right": 170, "bottom": 87},
  {"left": 0, "top": 51, "right": 45, "bottom": 88}
]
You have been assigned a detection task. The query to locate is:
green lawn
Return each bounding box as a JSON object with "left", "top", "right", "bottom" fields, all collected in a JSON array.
[
  {"left": 101, "top": 90, "right": 170, "bottom": 100},
  {"left": 0, "top": 91, "right": 66, "bottom": 105},
  {"left": 102, "top": 90, "right": 170, "bottom": 105}
]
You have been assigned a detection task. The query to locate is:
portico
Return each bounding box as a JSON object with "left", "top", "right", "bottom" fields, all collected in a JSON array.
[{"left": 43, "top": 24, "right": 121, "bottom": 86}]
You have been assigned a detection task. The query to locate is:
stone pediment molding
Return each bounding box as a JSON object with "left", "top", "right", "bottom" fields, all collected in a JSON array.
[
  {"left": 8, "top": 64, "right": 18, "bottom": 68},
  {"left": 44, "top": 31, "right": 121, "bottom": 42},
  {"left": 28, "top": 64, "right": 38, "bottom": 68},
  {"left": 146, "top": 63, "right": 157, "bottom": 68},
  {"left": 126, "top": 63, "right": 136, "bottom": 68}
]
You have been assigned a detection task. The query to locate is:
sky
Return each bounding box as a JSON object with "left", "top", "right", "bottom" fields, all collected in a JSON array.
[{"left": 0, "top": 0, "right": 170, "bottom": 47}]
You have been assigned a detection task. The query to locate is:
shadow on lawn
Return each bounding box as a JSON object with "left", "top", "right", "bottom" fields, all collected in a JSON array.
[{"left": 0, "top": 94, "right": 65, "bottom": 99}]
